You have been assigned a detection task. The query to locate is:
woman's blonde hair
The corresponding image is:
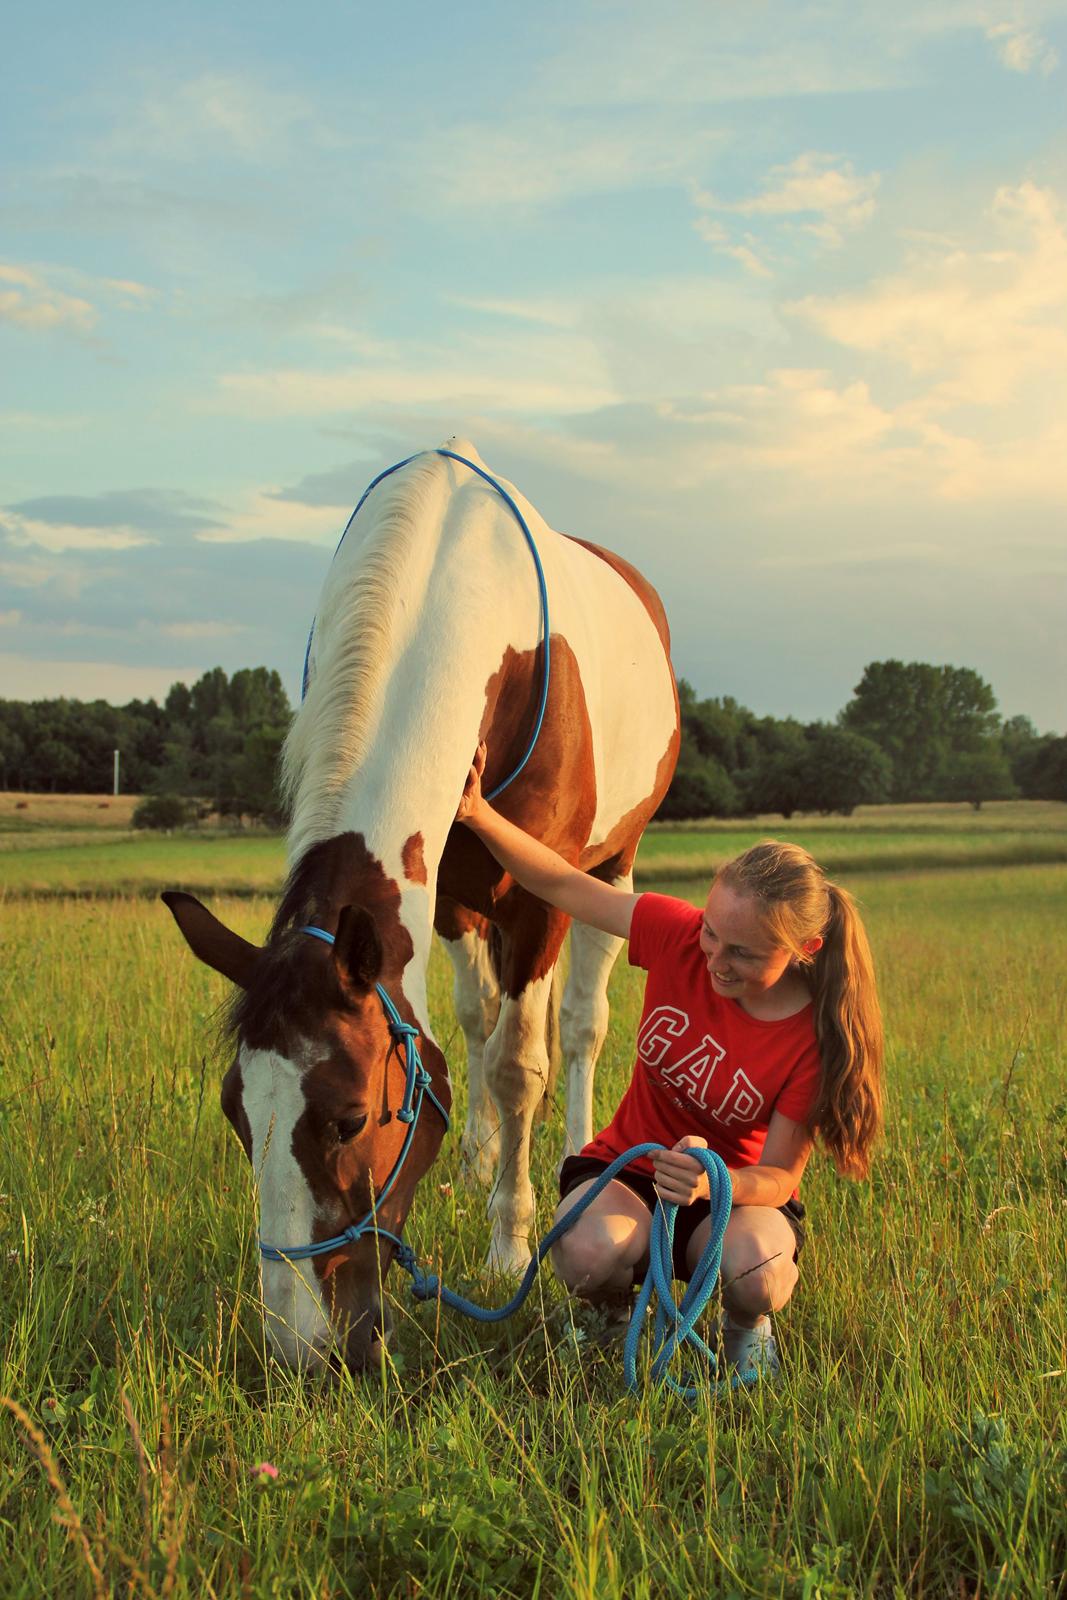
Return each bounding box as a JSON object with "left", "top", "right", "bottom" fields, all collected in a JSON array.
[{"left": 715, "top": 840, "right": 884, "bottom": 1179}]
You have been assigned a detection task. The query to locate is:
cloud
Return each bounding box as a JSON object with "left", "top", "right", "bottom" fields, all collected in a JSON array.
[
  {"left": 693, "top": 153, "right": 880, "bottom": 265},
  {"left": 154, "top": 620, "right": 248, "bottom": 640},
  {"left": 692, "top": 218, "right": 772, "bottom": 278},
  {"left": 194, "top": 492, "right": 344, "bottom": 545},
  {"left": 0, "top": 261, "right": 159, "bottom": 338},
  {"left": 97, "top": 71, "right": 334, "bottom": 164},
  {"left": 5, "top": 488, "right": 226, "bottom": 540},
  {"left": 0, "top": 263, "right": 96, "bottom": 334},
  {"left": 213, "top": 347, "right": 616, "bottom": 419},
  {"left": 787, "top": 181, "right": 1067, "bottom": 405},
  {"left": 986, "top": 20, "right": 1060, "bottom": 74}
]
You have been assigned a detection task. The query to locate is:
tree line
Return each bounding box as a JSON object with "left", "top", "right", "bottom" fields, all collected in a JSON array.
[
  {"left": 0, "top": 667, "right": 291, "bottom": 826},
  {"left": 0, "top": 659, "right": 1062, "bottom": 824},
  {"left": 663, "top": 661, "right": 1065, "bottom": 819}
]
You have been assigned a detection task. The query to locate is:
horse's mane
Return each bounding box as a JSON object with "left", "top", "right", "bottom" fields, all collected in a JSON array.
[{"left": 281, "top": 452, "right": 447, "bottom": 863}]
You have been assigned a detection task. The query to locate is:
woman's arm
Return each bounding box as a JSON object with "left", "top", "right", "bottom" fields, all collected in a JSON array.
[
  {"left": 456, "top": 743, "right": 639, "bottom": 940},
  {"left": 651, "top": 1113, "right": 814, "bottom": 1209}
]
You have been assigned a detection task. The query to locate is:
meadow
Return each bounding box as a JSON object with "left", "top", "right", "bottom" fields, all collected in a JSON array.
[{"left": 1, "top": 804, "right": 1065, "bottom": 1597}]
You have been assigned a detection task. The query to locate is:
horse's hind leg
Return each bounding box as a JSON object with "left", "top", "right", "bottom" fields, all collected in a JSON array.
[
  {"left": 439, "top": 918, "right": 501, "bottom": 1187},
  {"left": 560, "top": 869, "right": 633, "bottom": 1159}
]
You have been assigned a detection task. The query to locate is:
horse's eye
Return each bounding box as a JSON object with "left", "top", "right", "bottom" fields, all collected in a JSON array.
[{"left": 336, "top": 1114, "right": 367, "bottom": 1144}]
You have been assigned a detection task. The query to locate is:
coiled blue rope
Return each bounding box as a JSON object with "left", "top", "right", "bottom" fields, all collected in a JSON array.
[
  {"left": 401, "top": 1142, "right": 755, "bottom": 1400},
  {"left": 300, "top": 447, "right": 550, "bottom": 800}
]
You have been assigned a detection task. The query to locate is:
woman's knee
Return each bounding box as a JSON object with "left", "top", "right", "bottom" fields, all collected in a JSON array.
[
  {"left": 722, "top": 1256, "right": 797, "bottom": 1318},
  {"left": 720, "top": 1220, "right": 799, "bottom": 1317},
  {"left": 551, "top": 1220, "right": 636, "bottom": 1293}
]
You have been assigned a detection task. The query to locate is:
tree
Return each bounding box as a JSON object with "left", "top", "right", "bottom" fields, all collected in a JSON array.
[
  {"left": 738, "top": 749, "right": 809, "bottom": 819},
  {"left": 800, "top": 725, "right": 892, "bottom": 815},
  {"left": 841, "top": 660, "right": 1001, "bottom": 801},
  {"left": 1015, "top": 735, "right": 1067, "bottom": 801},
  {"left": 944, "top": 745, "right": 1016, "bottom": 810}
]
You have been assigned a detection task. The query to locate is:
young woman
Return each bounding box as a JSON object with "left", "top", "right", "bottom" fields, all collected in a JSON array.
[{"left": 456, "top": 744, "right": 884, "bottom": 1377}]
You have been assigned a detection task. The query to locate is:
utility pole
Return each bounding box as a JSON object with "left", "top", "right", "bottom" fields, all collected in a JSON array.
[{"left": 113, "top": 749, "right": 120, "bottom": 797}]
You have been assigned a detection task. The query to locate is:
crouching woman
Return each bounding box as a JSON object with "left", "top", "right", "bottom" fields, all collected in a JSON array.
[{"left": 456, "top": 744, "right": 884, "bottom": 1378}]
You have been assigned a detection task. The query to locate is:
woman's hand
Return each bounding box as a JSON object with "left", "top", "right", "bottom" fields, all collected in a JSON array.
[
  {"left": 651, "top": 1135, "right": 713, "bottom": 1207},
  {"left": 455, "top": 741, "right": 488, "bottom": 825}
]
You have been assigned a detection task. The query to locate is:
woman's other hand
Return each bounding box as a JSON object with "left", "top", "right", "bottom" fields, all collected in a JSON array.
[
  {"left": 651, "top": 1135, "right": 712, "bottom": 1206},
  {"left": 455, "top": 741, "right": 488, "bottom": 825}
]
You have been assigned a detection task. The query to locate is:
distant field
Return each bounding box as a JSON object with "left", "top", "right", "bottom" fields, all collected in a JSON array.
[
  {"left": 0, "top": 790, "right": 142, "bottom": 830},
  {"left": 0, "top": 798, "right": 1064, "bottom": 897}
]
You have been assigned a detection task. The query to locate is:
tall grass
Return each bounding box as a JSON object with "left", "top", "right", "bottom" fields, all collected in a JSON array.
[{"left": 1, "top": 866, "right": 1065, "bottom": 1596}]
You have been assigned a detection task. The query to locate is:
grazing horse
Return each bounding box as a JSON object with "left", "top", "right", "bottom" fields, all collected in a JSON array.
[{"left": 164, "top": 440, "right": 678, "bottom": 1371}]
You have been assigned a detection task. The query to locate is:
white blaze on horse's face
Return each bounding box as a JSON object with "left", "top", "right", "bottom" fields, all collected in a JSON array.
[{"left": 241, "top": 1045, "right": 334, "bottom": 1371}]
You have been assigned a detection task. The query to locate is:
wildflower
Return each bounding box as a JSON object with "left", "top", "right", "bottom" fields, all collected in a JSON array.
[{"left": 250, "top": 1461, "right": 279, "bottom": 1482}]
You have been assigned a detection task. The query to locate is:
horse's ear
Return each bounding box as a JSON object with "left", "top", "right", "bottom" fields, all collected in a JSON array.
[
  {"left": 161, "top": 891, "right": 261, "bottom": 989},
  {"left": 333, "top": 905, "right": 383, "bottom": 1000}
]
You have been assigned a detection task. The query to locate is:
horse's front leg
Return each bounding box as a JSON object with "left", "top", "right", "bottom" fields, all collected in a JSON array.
[
  {"left": 482, "top": 970, "right": 557, "bottom": 1275},
  {"left": 439, "top": 916, "right": 501, "bottom": 1186}
]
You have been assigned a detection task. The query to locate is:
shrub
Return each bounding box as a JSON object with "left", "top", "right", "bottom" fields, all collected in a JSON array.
[{"left": 132, "top": 794, "right": 192, "bottom": 831}]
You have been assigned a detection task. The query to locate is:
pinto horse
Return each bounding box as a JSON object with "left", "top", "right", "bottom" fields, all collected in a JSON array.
[{"left": 164, "top": 441, "right": 678, "bottom": 1371}]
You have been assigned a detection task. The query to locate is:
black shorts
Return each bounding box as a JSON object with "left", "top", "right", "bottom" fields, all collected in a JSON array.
[{"left": 559, "top": 1154, "right": 807, "bottom": 1283}]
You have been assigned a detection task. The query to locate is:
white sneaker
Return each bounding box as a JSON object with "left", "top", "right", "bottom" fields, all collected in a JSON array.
[{"left": 721, "top": 1314, "right": 781, "bottom": 1381}]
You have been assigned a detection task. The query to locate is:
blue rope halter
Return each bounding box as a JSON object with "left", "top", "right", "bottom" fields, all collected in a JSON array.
[
  {"left": 300, "top": 448, "right": 551, "bottom": 800},
  {"left": 258, "top": 924, "right": 450, "bottom": 1265},
  {"left": 260, "top": 926, "right": 751, "bottom": 1398}
]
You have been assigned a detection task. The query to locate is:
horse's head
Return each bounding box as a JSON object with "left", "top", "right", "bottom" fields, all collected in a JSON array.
[{"left": 162, "top": 887, "right": 449, "bottom": 1374}]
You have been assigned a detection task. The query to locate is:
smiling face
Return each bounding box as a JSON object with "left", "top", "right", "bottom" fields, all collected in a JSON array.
[{"left": 699, "top": 879, "right": 798, "bottom": 1010}]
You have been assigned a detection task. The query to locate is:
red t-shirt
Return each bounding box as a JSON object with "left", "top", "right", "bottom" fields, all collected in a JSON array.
[{"left": 583, "top": 893, "right": 822, "bottom": 1183}]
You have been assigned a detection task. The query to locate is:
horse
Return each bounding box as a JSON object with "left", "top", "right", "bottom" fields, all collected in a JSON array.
[{"left": 164, "top": 440, "right": 679, "bottom": 1372}]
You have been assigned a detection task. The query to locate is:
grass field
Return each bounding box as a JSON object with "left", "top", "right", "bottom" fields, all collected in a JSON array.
[
  {"left": 2, "top": 799, "right": 1065, "bottom": 898},
  {"left": 1, "top": 808, "right": 1065, "bottom": 1597}
]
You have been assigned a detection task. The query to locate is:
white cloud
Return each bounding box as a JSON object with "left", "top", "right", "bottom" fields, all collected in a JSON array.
[
  {"left": 0, "top": 262, "right": 158, "bottom": 336},
  {"left": 0, "top": 509, "right": 155, "bottom": 553},
  {"left": 787, "top": 181, "right": 1067, "bottom": 404},
  {"left": 694, "top": 153, "right": 879, "bottom": 264},
  {"left": 449, "top": 295, "right": 579, "bottom": 329},
  {"left": 153, "top": 620, "right": 248, "bottom": 639},
  {"left": 0, "top": 610, "right": 23, "bottom": 626},
  {"left": 192, "top": 490, "right": 346, "bottom": 545},
  {"left": 986, "top": 20, "right": 1060, "bottom": 74},
  {"left": 405, "top": 114, "right": 725, "bottom": 210},
  {"left": 99, "top": 71, "right": 333, "bottom": 164},
  {"left": 213, "top": 355, "right": 616, "bottom": 419},
  {"left": 0, "top": 264, "right": 96, "bottom": 334},
  {"left": 692, "top": 217, "right": 773, "bottom": 277}
]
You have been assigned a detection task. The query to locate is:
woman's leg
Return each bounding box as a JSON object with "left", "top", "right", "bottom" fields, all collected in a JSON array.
[
  {"left": 686, "top": 1205, "right": 799, "bottom": 1323},
  {"left": 551, "top": 1178, "right": 653, "bottom": 1299}
]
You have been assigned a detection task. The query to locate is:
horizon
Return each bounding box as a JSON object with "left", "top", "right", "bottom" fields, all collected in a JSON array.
[{"left": 3, "top": 2, "right": 1065, "bottom": 729}]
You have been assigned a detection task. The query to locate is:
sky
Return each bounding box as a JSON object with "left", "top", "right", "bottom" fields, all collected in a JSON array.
[{"left": 2, "top": 0, "right": 1065, "bottom": 730}]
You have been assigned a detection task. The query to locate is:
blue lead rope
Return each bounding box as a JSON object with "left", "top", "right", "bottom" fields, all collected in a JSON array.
[
  {"left": 301, "top": 448, "right": 551, "bottom": 800},
  {"left": 272, "top": 948, "right": 748, "bottom": 1397},
  {"left": 401, "top": 1142, "right": 748, "bottom": 1400}
]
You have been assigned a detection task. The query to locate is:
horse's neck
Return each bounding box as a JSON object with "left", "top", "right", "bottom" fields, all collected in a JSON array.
[{"left": 284, "top": 468, "right": 537, "bottom": 1005}]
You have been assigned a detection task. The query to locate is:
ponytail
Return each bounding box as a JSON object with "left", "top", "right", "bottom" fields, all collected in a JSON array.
[
  {"left": 807, "top": 881, "right": 884, "bottom": 1180},
  {"left": 716, "top": 842, "right": 884, "bottom": 1179}
]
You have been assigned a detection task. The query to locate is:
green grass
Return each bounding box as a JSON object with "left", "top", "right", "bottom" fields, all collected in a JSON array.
[
  {"left": 1, "top": 800, "right": 1064, "bottom": 898},
  {"left": 2, "top": 853, "right": 1065, "bottom": 1597}
]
